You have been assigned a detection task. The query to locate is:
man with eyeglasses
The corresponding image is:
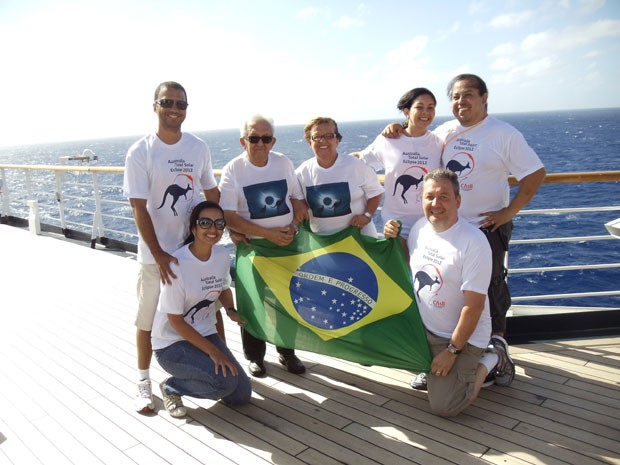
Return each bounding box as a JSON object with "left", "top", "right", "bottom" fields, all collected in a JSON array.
[
  {"left": 123, "top": 81, "right": 220, "bottom": 413},
  {"left": 219, "top": 114, "right": 307, "bottom": 377}
]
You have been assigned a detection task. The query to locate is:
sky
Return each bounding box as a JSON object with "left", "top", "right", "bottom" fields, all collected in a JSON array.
[{"left": 1, "top": 0, "right": 619, "bottom": 147}]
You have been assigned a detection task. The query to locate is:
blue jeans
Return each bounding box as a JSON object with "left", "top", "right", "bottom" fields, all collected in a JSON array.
[{"left": 155, "top": 334, "right": 252, "bottom": 406}]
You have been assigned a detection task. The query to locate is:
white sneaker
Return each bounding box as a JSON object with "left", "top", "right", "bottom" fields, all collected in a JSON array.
[
  {"left": 160, "top": 380, "right": 187, "bottom": 418},
  {"left": 409, "top": 372, "right": 427, "bottom": 390},
  {"left": 135, "top": 379, "right": 155, "bottom": 412}
]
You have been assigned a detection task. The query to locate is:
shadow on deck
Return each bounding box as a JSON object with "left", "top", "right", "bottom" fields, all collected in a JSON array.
[{"left": 1, "top": 225, "right": 618, "bottom": 465}]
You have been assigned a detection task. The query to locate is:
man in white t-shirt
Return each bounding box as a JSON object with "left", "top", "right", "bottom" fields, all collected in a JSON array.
[
  {"left": 219, "top": 114, "right": 307, "bottom": 378},
  {"left": 383, "top": 74, "right": 545, "bottom": 389},
  {"left": 123, "top": 81, "right": 220, "bottom": 413},
  {"left": 384, "top": 169, "right": 514, "bottom": 417}
]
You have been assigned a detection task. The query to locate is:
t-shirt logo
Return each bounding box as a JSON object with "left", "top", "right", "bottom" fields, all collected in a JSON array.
[
  {"left": 445, "top": 153, "right": 474, "bottom": 179},
  {"left": 243, "top": 179, "right": 291, "bottom": 219},
  {"left": 306, "top": 182, "right": 352, "bottom": 218},
  {"left": 183, "top": 289, "right": 221, "bottom": 323},
  {"left": 414, "top": 266, "right": 443, "bottom": 299},
  {"left": 393, "top": 166, "right": 427, "bottom": 204},
  {"left": 157, "top": 174, "right": 195, "bottom": 216}
]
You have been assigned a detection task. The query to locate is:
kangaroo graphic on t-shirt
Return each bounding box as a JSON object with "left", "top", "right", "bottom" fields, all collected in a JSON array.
[
  {"left": 393, "top": 174, "right": 424, "bottom": 204},
  {"left": 157, "top": 184, "right": 193, "bottom": 216},
  {"left": 414, "top": 271, "right": 440, "bottom": 298},
  {"left": 446, "top": 159, "right": 471, "bottom": 176},
  {"left": 184, "top": 296, "right": 216, "bottom": 324}
]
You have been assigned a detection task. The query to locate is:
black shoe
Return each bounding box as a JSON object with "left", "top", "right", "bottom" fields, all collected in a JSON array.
[
  {"left": 248, "top": 360, "right": 266, "bottom": 377},
  {"left": 278, "top": 354, "right": 306, "bottom": 374}
]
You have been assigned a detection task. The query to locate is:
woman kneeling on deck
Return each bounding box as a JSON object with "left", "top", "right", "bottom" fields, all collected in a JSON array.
[{"left": 151, "top": 200, "right": 252, "bottom": 418}]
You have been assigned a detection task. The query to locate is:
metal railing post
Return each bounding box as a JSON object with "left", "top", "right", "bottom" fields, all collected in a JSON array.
[
  {"left": 0, "top": 168, "right": 11, "bottom": 219},
  {"left": 54, "top": 171, "right": 68, "bottom": 234},
  {"left": 91, "top": 171, "right": 106, "bottom": 248}
]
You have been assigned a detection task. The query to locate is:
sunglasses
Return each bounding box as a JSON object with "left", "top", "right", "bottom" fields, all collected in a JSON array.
[
  {"left": 245, "top": 135, "right": 274, "bottom": 144},
  {"left": 196, "top": 217, "right": 226, "bottom": 230},
  {"left": 155, "top": 98, "right": 189, "bottom": 110},
  {"left": 310, "top": 132, "right": 338, "bottom": 141}
]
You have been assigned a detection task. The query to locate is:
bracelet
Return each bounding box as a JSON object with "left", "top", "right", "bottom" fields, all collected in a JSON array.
[{"left": 363, "top": 211, "right": 373, "bottom": 219}]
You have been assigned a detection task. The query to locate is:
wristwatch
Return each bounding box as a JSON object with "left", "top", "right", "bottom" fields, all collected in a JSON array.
[
  {"left": 446, "top": 343, "right": 462, "bottom": 355},
  {"left": 363, "top": 211, "right": 373, "bottom": 219}
]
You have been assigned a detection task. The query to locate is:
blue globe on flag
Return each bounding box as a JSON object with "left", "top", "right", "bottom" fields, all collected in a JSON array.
[{"left": 290, "top": 252, "right": 379, "bottom": 330}]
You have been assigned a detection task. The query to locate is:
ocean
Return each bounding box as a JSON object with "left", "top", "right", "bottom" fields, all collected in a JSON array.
[{"left": 1, "top": 108, "right": 619, "bottom": 308}]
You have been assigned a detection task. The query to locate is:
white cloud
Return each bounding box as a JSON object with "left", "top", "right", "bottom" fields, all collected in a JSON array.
[
  {"left": 490, "top": 11, "right": 534, "bottom": 28},
  {"left": 490, "top": 57, "right": 516, "bottom": 71},
  {"left": 578, "top": 0, "right": 606, "bottom": 15},
  {"left": 584, "top": 49, "right": 603, "bottom": 58},
  {"left": 383, "top": 36, "right": 429, "bottom": 65},
  {"left": 519, "top": 19, "right": 620, "bottom": 54},
  {"left": 297, "top": 7, "right": 319, "bottom": 19},
  {"left": 333, "top": 15, "right": 364, "bottom": 28},
  {"left": 491, "top": 55, "right": 558, "bottom": 84},
  {"left": 491, "top": 19, "right": 620, "bottom": 62},
  {"left": 521, "top": 32, "right": 553, "bottom": 52},
  {"left": 468, "top": 0, "right": 485, "bottom": 15},
  {"left": 490, "top": 42, "right": 518, "bottom": 57}
]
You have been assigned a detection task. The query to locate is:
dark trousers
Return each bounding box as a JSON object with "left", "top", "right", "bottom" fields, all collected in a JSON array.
[
  {"left": 480, "top": 221, "right": 513, "bottom": 334},
  {"left": 241, "top": 327, "right": 295, "bottom": 362}
]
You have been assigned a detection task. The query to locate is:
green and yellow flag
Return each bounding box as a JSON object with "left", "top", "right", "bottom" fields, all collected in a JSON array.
[{"left": 235, "top": 223, "right": 431, "bottom": 371}]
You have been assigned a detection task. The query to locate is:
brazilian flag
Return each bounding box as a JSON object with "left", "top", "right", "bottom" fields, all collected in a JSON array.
[{"left": 235, "top": 222, "right": 431, "bottom": 371}]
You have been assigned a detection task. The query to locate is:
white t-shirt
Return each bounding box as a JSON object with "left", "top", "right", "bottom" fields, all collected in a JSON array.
[
  {"left": 151, "top": 244, "right": 232, "bottom": 351},
  {"left": 435, "top": 116, "right": 544, "bottom": 225},
  {"left": 406, "top": 217, "right": 492, "bottom": 348},
  {"left": 358, "top": 132, "right": 442, "bottom": 238},
  {"left": 295, "top": 154, "right": 384, "bottom": 236},
  {"left": 219, "top": 151, "right": 303, "bottom": 238},
  {"left": 123, "top": 133, "right": 218, "bottom": 264}
]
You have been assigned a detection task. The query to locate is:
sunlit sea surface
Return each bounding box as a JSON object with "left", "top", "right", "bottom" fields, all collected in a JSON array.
[{"left": 1, "top": 108, "right": 619, "bottom": 308}]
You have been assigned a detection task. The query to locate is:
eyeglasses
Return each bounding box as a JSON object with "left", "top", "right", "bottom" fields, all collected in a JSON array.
[
  {"left": 245, "top": 135, "right": 274, "bottom": 144},
  {"left": 196, "top": 217, "right": 226, "bottom": 230},
  {"left": 310, "top": 132, "right": 338, "bottom": 142},
  {"left": 155, "top": 98, "right": 189, "bottom": 110}
]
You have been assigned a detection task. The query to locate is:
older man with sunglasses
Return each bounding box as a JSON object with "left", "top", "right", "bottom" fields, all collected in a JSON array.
[
  {"left": 219, "top": 114, "right": 307, "bottom": 377},
  {"left": 123, "top": 81, "right": 220, "bottom": 413}
]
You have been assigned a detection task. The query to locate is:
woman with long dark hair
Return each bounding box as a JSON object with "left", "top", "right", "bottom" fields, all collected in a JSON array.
[
  {"left": 352, "top": 87, "right": 442, "bottom": 239},
  {"left": 151, "top": 200, "right": 251, "bottom": 418}
]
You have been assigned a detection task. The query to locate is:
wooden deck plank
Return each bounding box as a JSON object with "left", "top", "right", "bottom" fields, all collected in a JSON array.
[
  {"left": 513, "top": 423, "right": 620, "bottom": 464},
  {"left": 2, "top": 224, "right": 620, "bottom": 465}
]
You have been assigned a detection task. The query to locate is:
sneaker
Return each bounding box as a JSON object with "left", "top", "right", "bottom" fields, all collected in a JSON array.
[
  {"left": 159, "top": 380, "right": 187, "bottom": 418},
  {"left": 278, "top": 354, "right": 306, "bottom": 374},
  {"left": 409, "top": 372, "right": 427, "bottom": 390},
  {"left": 134, "top": 379, "right": 155, "bottom": 412},
  {"left": 482, "top": 371, "right": 496, "bottom": 388},
  {"left": 490, "top": 335, "right": 515, "bottom": 387},
  {"left": 248, "top": 360, "right": 266, "bottom": 377}
]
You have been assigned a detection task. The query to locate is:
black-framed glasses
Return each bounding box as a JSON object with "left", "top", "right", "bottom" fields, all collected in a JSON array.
[
  {"left": 310, "top": 132, "right": 337, "bottom": 141},
  {"left": 155, "top": 98, "right": 189, "bottom": 110},
  {"left": 245, "top": 135, "right": 274, "bottom": 144},
  {"left": 196, "top": 217, "right": 226, "bottom": 230}
]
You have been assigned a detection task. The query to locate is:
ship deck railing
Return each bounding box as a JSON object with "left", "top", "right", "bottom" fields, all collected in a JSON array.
[
  {"left": 1, "top": 163, "right": 619, "bottom": 340},
  {"left": 1, "top": 165, "right": 620, "bottom": 464}
]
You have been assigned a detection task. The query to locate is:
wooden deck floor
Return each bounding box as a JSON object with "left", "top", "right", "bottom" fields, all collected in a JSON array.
[{"left": 1, "top": 224, "right": 619, "bottom": 465}]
